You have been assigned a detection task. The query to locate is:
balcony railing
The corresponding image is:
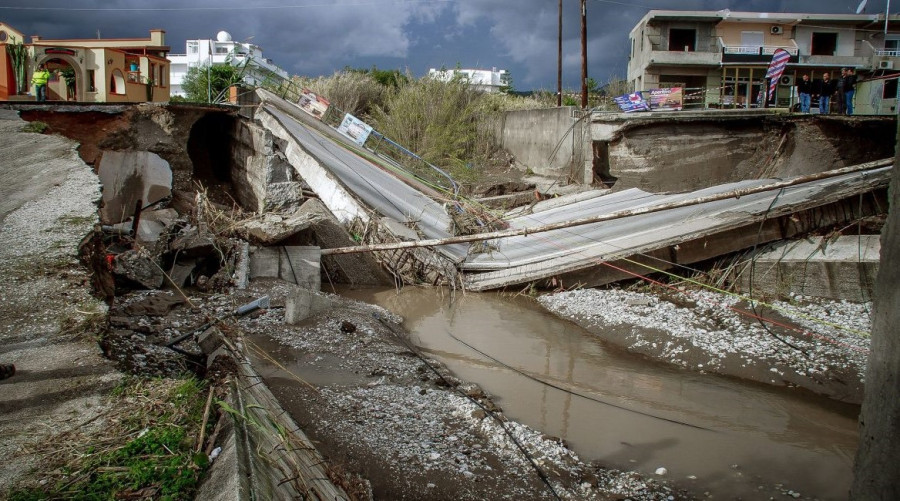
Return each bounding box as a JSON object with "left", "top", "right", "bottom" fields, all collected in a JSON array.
[
  {"left": 723, "top": 45, "right": 799, "bottom": 56},
  {"left": 876, "top": 49, "right": 900, "bottom": 56}
]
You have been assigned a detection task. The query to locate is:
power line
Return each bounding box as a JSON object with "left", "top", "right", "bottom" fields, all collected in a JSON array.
[{"left": 0, "top": 0, "right": 454, "bottom": 12}]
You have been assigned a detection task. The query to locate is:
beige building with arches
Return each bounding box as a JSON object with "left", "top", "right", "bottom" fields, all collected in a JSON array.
[{"left": 1, "top": 22, "right": 170, "bottom": 103}]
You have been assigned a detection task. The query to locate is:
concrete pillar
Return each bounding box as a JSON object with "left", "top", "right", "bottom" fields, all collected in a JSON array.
[
  {"left": 851, "top": 131, "right": 900, "bottom": 499},
  {"left": 249, "top": 246, "right": 321, "bottom": 291}
]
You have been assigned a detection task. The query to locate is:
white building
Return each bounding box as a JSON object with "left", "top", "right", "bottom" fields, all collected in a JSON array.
[
  {"left": 427, "top": 67, "right": 510, "bottom": 93},
  {"left": 168, "top": 31, "right": 289, "bottom": 98}
]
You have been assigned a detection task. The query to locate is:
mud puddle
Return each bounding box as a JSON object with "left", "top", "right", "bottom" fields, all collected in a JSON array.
[{"left": 338, "top": 286, "right": 859, "bottom": 500}]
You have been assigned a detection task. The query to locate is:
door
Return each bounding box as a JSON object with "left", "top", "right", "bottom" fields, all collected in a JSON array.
[{"left": 741, "top": 31, "right": 765, "bottom": 52}]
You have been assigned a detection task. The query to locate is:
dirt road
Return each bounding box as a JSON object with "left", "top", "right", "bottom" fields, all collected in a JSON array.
[{"left": 0, "top": 109, "right": 121, "bottom": 493}]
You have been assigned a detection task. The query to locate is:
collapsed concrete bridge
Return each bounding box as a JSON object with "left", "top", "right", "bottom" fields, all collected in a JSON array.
[
  {"left": 8, "top": 94, "right": 892, "bottom": 296},
  {"left": 239, "top": 90, "right": 891, "bottom": 294}
]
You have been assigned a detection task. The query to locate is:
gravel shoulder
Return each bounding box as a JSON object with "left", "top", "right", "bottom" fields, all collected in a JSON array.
[
  {"left": 538, "top": 287, "right": 870, "bottom": 404},
  {"left": 0, "top": 111, "right": 123, "bottom": 494}
]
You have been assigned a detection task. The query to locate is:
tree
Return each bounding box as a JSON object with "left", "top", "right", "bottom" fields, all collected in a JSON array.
[
  {"left": 180, "top": 64, "right": 243, "bottom": 103},
  {"left": 499, "top": 71, "right": 513, "bottom": 94},
  {"left": 5, "top": 36, "right": 28, "bottom": 94}
]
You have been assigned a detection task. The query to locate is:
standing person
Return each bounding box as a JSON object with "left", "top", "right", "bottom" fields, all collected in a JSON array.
[
  {"left": 31, "top": 64, "right": 50, "bottom": 102},
  {"left": 843, "top": 67, "right": 857, "bottom": 115},
  {"left": 835, "top": 69, "right": 846, "bottom": 114},
  {"left": 816, "top": 72, "right": 837, "bottom": 114},
  {"left": 797, "top": 74, "right": 813, "bottom": 113}
]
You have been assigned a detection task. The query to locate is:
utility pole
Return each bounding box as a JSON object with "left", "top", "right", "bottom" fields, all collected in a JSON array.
[
  {"left": 557, "top": 0, "right": 563, "bottom": 107},
  {"left": 580, "top": 0, "right": 588, "bottom": 108},
  {"left": 886, "top": 0, "right": 892, "bottom": 37}
]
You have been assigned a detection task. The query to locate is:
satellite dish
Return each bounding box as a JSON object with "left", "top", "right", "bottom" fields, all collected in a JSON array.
[{"left": 856, "top": 0, "right": 868, "bottom": 14}]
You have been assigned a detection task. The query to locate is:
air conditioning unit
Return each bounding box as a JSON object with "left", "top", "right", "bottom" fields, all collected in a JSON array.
[
  {"left": 779, "top": 75, "right": 795, "bottom": 86},
  {"left": 771, "top": 25, "right": 784, "bottom": 35},
  {"left": 879, "top": 60, "right": 894, "bottom": 69}
]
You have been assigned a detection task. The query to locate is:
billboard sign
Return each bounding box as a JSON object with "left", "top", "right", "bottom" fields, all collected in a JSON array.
[
  {"left": 336, "top": 113, "right": 374, "bottom": 146},
  {"left": 647, "top": 87, "right": 683, "bottom": 111},
  {"left": 298, "top": 88, "right": 330, "bottom": 120},
  {"left": 614, "top": 92, "right": 651, "bottom": 113}
]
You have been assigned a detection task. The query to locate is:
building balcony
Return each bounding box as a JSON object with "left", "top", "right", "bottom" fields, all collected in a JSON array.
[
  {"left": 800, "top": 54, "right": 872, "bottom": 68},
  {"left": 721, "top": 45, "right": 799, "bottom": 64},
  {"left": 646, "top": 49, "right": 722, "bottom": 67}
]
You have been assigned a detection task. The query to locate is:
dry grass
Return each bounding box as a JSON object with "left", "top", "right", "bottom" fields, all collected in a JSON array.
[{"left": 288, "top": 71, "right": 387, "bottom": 119}]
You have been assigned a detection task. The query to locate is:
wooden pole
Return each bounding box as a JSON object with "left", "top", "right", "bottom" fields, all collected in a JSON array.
[
  {"left": 580, "top": 0, "right": 588, "bottom": 108},
  {"left": 320, "top": 159, "right": 892, "bottom": 256},
  {"left": 558, "top": 0, "right": 563, "bottom": 107}
]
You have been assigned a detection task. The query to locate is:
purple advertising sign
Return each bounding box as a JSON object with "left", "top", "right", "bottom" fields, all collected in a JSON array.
[{"left": 614, "top": 92, "right": 651, "bottom": 113}]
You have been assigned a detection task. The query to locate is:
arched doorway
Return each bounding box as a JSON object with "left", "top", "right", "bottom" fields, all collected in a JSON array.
[{"left": 36, "top": 55, "right": 83, "bottom": 102}]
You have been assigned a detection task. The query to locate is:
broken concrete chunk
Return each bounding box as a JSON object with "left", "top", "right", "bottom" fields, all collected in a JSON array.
[
  {"left": 113, "top": 248, "right": 165, "bottom": 289},
  {"left": 167, "top": 259, "right": 199, "bottom": 288},
  {"left": 299, "top": 198, "right": 392, "bottom": 286},
  {"left": 234, "top": 209, "right": 320, "bottom": 245},
  {"left": 170, "top": 226, "right": 216, "bottom": 258},
  {"left": 249, "top": 246, "right": 321, "bottom": 290},
  {"left": 98, "top": 150, "right": 173, "bottom": 224},
  {"left": 123, "top": 293, "right": 185, "bottom": 316},
  {"left": 135, "top": 219, "right": 166, "bottom": 245},
  {"left": 140, "top": 208, "right": 179, "bottom": 228},
  {"left": 379, "top": 217, "right": 420, "bottom": 241},
  {"left": 284, "top": 289, "right": 338, "bottom": 325}
]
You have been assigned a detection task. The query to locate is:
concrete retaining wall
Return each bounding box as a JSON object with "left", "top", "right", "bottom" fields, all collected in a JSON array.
[
  {"left": 497, "top": 109, "right": 895, "bottom": 193},
  {"left": 497, "top": 107, "right": 592, "bottom": 184},
  {"left": 739, "top": 236, "right": 880, "bottom": 302},
  {"left": 592, "top": 114, "right": 896, "bottom": 193}
]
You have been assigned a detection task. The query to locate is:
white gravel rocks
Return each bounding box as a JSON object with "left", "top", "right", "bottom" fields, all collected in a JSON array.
[{"left": 539, "top": 287, "right": 870, "bottom": 398}]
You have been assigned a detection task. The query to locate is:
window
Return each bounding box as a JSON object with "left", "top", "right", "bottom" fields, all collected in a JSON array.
[
  {"left": 885, "top": 38, "right": 900, "bottom": 55},
  {"left": 811, "top": 32, "right": 838, "bottom": 56},
  {"left": 188, "top": 41, "right": 199, "bottom": 54},
  {"left": 669, "top": 28, "right": 696, "bottom": 52},
  {"left": 87, "top": 70, "right": 96, "bottom": 92},
  {"left": 884, "top": 78, "right": 898, "bottom": 99}
]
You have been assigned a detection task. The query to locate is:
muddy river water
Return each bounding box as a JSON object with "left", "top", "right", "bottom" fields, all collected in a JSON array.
[{"left": 338, "top": 286, "right": 859, "bottom": 500}]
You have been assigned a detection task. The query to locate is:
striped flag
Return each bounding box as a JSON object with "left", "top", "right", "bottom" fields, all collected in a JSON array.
[{"left": 765, "top": 48, "right": 791, "bottom": 103}]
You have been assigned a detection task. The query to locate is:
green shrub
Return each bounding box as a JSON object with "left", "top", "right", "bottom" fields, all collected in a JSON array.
[
  {"left": 21, "top": 121, "right": 49, "bottom": 133},
  {"left": 8, "top": 378, "right": 210, "bottom": 500}
]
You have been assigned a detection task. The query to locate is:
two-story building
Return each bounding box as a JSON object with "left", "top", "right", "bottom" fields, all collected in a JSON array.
[
  {"left": 0, "top": 22, "right": 170, "bottom": 103},
  {"left": 627, "top": 10, "right": 900, "bottom": 109},
  {"left": 168, "top": 31, "right": 290, "bottom": 99}
]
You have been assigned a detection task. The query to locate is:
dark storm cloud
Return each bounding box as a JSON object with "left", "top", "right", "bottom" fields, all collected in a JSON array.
[{"left": 0, "top": 0, "right": 876, "bottom": 90}]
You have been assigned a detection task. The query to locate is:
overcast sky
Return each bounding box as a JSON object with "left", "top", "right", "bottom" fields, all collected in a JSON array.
[{"left": 0, "top": 0, "right": 882, "bottom": 90}]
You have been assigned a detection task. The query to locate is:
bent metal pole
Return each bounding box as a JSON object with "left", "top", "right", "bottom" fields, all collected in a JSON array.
[{"left": 321, "top": 159, "right": 892, "bottom": 256}]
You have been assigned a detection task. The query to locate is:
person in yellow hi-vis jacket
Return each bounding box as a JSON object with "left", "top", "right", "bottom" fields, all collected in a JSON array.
[{"left": 31, "top": 64, "right": 51, "bottom": 102}]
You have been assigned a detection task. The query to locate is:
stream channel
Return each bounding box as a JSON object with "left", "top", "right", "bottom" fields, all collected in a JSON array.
[{"left": 331, "top": 286, "right": 859, "bottom": 500}]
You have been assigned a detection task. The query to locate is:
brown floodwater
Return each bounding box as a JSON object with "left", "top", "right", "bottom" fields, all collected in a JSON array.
[{"left": 338, "top": 286, "right": 859, "bottom": 500}]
